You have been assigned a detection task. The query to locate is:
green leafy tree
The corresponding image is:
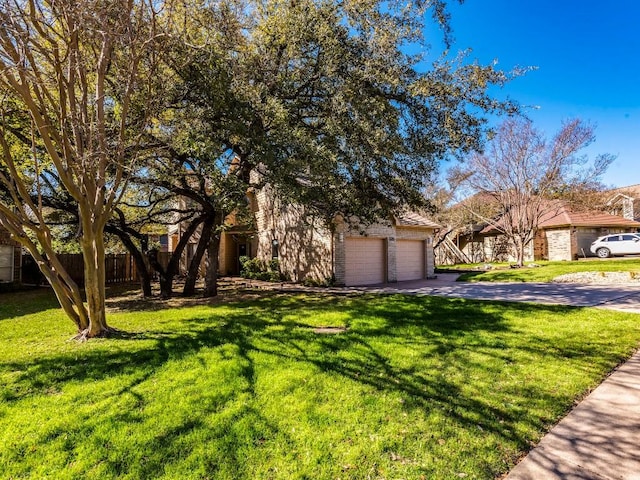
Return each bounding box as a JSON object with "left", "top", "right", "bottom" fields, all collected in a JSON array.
[{"left": 158, "top": 0, "right": 521, "bottom": 294}]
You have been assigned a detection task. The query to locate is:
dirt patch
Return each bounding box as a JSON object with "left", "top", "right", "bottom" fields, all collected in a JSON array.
[{"left": 553, "top": 271, "right": 640, "bottom": 285}]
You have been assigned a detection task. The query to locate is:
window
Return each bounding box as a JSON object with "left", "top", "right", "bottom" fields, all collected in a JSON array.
[
  {"left": 0, "top": 245, "right": 13, "bottom": 282},
  {"left": 622, "top": 235, "right": 639, "bottom": 241},
  {"left": 271, "top": 239, "right": 279, "bottom": 259}
]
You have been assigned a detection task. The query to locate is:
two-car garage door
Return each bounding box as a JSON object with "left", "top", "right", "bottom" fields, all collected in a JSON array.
[
  {"left": 344, "top": 237, "right": 426, "bottom": 286},
  {"left": 344, "top": 237, "right": 385, "bottom": 286},
  {"left": 396, "top": 240, "right": 425, "bottom": 282}
]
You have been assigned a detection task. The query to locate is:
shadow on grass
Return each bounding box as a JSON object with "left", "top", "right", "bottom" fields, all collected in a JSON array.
[
  {"left": 0, "top": 293, "right": 625, "bottom": 478},
  {"left": 0, "top": 288, "right": 61, "bottom": 321}
]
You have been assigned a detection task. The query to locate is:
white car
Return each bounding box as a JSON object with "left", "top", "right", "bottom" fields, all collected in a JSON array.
[{"left": 590, "top": 233, "right": 640, "bottom": 258}]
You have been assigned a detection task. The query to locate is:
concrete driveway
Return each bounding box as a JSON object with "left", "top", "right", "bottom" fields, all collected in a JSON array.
[{"left": 361, "top": 273, "right": 640, "bottom": 313}]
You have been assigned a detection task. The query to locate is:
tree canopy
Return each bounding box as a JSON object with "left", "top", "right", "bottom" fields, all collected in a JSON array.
[
  {"left": 0, "top": 0, "right": 522, "bottom": 337},
  {"left": 165, "top": 0, "right": 521, "bottom": 223}
]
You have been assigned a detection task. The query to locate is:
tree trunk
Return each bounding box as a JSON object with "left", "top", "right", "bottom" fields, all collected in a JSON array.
[
  {"left": 147, "top": 249, "right": 173, "bottom": 299},
  {"left": 107, "top": 226, "right": 153, "bottom": 297},
  {"left": 204, "top": 229, "right": 222, "bottom": 297},
  {"left": 137, "top": 259, "right": 153, "bottom": 298},
  {"left": 183, "top": 215, "right": 215, "bottom": 296},
  {"left": 148, "top": 215, "right": 206, "bottom": 299},
  {"left": 80, "top": 228, "right": 111, "bottom": 338},
  {"left": 39, "top": 258, "right": 89, "bottom": 331},
  {"left": 515, "top": 237, "right": 525, "bottom": 267}
]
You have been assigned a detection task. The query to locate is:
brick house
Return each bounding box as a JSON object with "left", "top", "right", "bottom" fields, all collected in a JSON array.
[
  {"left": 170, "top": 186, "right": 439, "bottom": 286},
  {"left": 477, "top": 204, "right": 640, "bottom": 262},
  {"left": 0, "top": 225, "right": 21, "bottom": 283}
]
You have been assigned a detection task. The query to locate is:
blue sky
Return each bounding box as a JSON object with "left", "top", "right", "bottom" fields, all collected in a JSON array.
[{"left": 435, "top": 0, "right": 640, "bottom": 188}]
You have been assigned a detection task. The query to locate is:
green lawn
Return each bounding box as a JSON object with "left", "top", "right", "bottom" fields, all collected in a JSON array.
[
  {"left": 1, "top": 289, "right": 639, "bottom": 479},
  {"left": 450, "top": 259, "right": 640, "bottom": 282}
]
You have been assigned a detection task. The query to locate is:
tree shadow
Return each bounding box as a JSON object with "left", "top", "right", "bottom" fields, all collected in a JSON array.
[
  {"left": 0, "top": 288, "right": 61, "bottom": 321},
  {"left": 0, "top": 293, "right": 629, "bottom": 478}
]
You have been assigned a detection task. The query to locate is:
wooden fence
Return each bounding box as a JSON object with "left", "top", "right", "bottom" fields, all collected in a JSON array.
[{"left": 22, "top": 253, "right": 140, "bottom": 286}]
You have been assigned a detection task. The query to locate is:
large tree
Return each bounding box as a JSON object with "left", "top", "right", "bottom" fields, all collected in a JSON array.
[
  {"left": 1, "top": 0, "right": 524, "bottom": 328},
  {"left": 454, "top": 117, "right": 613, "bottom": 265},
  {"left": 155, "top": 0, "right": 521, "bottom": 295},
  {"left": 217, "top": 0, "right": 521, "bottom": 221},
  {"left": 0, "top": 0, "right": 166, "bottom": 338}
]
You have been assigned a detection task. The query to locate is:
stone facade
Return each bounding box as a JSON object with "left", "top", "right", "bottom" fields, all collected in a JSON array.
[
  {"left": 167, "top": 179, "right": 438, "bottom": 285},
  {"left": 545, "top": 229, "right": 572, "bottom": 261},
  {"left": 479, "top": 226, "right": 635, "bottom": 263},
  {"left": 542, "top": 227, "right": 631, "bottom": 261},
  {"left": 479, "top": 234, "right": 534, "bottom": 263}
]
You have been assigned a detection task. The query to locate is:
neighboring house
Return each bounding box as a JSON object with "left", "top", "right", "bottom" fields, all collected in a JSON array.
[
  {"left": 478, "top": 204, "right": 640, "bottom": 262},
  {"left": 169, "top": 186, "right": 439, "bottom": 286},
  {"left": 0, "top": 225, "right": 21, "bottom": 283},
  {"left": 608, "top": 184, "right": 640, "bottom": 222}
]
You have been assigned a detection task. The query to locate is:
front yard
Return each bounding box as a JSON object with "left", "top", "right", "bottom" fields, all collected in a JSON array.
[
  {"left": 448, "top": 259, "right": 640, "bottom": 283},
  {"left": 1, "top": 288, "right": 639, "bottom": 479}
]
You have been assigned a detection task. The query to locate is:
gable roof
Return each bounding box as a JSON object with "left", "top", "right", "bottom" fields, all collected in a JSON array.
[
  {"left": 395, "top": 212, "right": 440, "bottom": 229},
  {"left": 609, "top": 184, "right": 640, "bottom": 198},
  {"left": 538, "top": 206, "right": 640, "bottom": 228},
  {"left": 480, "top": 201, "right": 640, "bottom": 234}
]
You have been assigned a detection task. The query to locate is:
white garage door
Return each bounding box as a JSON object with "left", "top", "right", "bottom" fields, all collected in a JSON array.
[
  {"left": 345, "top": 237, "right": 385, "bottom": 286},
  {"left": 0, "top": 245, "right": 13, "bottom": 282},
  {"left": 397, "top": 240, "right": 424, "bottom": 282}
]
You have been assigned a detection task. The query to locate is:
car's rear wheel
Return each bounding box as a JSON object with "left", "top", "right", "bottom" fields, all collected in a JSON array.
[{"left": 596, "top": 247, "right": 611, "bottom": 258}]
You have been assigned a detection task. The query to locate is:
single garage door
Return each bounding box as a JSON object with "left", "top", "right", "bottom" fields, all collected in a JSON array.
[
  {"left": 345, "top": 237, "right": 385, "bottom": 286},
  {"left": 397, "top": 240, "right": 424, "bottom": 282},
  {"left": 0, "top": 245, "right": 13, "bottom": 282}
]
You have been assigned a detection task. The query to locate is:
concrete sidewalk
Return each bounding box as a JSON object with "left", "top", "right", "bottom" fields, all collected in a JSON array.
[{"left": 505, "top": 351, "right": 640, "bottom": 480}]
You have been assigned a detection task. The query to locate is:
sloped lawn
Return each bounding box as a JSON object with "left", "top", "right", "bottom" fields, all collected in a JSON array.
[{"left": 1, "top": 289, "right": 639, "bottom": 479}]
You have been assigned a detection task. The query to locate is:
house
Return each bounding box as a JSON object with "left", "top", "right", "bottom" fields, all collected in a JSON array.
[
  {"left": 0, "top": 225, "right": 21, "bottom": 283},
  {"left": 608, "top": 184, "right": 640, "bottom": 222},
  {"left": 170, "top": 186, "right": 440, "bottom": 286},
  {"left": 478, "top": 203, "right": 640, "bottom": 262},
  {"left": 251, "top": 187, "right": 439, "bottom": 285}
]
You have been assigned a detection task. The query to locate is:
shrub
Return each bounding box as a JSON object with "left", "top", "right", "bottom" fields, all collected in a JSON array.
[
  {"left": 302, "top": 275, "right": 335, "bottom": 287},
  {"left": 240, "top": 256, "right": 284, "bottom": 282}
]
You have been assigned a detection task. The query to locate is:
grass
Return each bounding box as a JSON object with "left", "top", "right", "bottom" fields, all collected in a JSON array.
[
  {"left": 1, "top": 288, "right": 640, "bottom": 479},
  {"left": 451, "top": 259, "right": 640, "bottom": 282}
]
